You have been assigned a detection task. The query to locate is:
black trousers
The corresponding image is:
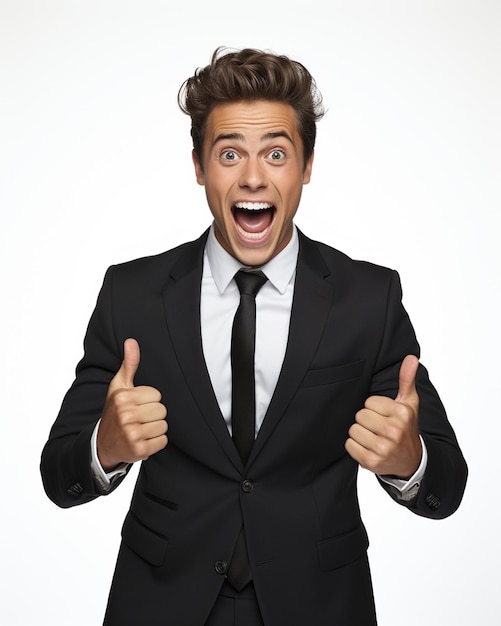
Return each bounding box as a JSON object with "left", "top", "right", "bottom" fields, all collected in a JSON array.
[{"left": 205, "top": 581, "right": 264, "bottom": 626}]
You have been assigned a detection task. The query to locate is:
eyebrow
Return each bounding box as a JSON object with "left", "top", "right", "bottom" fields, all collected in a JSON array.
[
  {"left": 211, "top": 130, "right": 294, "bottom": 148},
  {"left": 263, "top": 131, "right": 294, "bottom": 143}
]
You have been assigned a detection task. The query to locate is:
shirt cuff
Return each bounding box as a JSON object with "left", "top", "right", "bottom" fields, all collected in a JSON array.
[
  {"left": 90, "top": 419, "right": 129, "bottom": 493},
  {"left": 378, "top": 436, "right": 427, "bottom": 502}
]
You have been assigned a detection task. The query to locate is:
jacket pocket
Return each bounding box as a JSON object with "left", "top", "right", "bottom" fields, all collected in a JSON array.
[
  {"left": 303, "top": 360, "right": 365, "bottom": 388},
  {"left": 317, "top": 523, "right": 369, "bottom": 571},
  {"left": 121, "top": 511, "right": 168, "bottom": 567}
]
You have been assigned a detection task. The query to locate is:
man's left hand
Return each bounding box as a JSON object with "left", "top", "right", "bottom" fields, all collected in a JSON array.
[{"left": 345, "top": 355, "right": 422, "bottom": 479}]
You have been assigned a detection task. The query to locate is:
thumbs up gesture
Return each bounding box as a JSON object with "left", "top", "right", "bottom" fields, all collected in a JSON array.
[
  {"left": 97, "top": 338, "right": 168, "bottom": 471},
  {"left": 345, "top": 355, "right": 422, "bottom": 479}
]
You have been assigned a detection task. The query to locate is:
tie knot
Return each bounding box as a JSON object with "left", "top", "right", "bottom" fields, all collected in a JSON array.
[{"left": 234, "top": 270, "right": 267, "bottom": 298}]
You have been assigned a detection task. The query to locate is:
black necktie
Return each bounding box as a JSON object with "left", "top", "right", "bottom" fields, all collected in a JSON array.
[
  {"left": 227, "top": 269, "right": 267, "bottom": 591},
  {"left": 230, "top": 269, "right": 267, "bottom": 463}
]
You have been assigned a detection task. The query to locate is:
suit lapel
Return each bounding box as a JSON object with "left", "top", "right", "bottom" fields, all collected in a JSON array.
[
  {"left": 162, "top": 229, "right": 336, "bottom": 470},
  {"left": 162, "top": 231, "right": 243, "bottom": 470},
  {"left": 248, "top": 232, "right": 336, "bottom": 464}
]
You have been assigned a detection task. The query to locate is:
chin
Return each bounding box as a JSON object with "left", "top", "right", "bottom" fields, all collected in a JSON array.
[{"left": 233, "top": 246, "right": 275, "bottom": 268}]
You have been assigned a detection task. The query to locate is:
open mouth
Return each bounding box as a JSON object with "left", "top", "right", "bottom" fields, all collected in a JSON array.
[{"left": 232, "top": 202, "right": 275, "bottom": 240}]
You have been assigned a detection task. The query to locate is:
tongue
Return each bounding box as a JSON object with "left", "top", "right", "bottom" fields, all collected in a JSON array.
[{"left": 234, "top": 207, "right": 273, "bottom": 233}]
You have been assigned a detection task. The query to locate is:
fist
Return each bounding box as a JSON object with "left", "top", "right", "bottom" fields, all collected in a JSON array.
[
  {"left": 97, "top": 338, "right": 168, "bottom": 471},
  {"left": 345, "top": 355, "right": 422, "bottom": 479}
]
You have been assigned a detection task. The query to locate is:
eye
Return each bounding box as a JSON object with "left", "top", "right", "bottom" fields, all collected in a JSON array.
[
  {"left": 221, "top": 150, "right": 239, "bottom": 163},
  {"left": 268, "top": 149, "right": 286, "bottom": 162}
]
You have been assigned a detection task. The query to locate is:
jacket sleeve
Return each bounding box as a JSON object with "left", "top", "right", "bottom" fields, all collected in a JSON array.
[
  {"left": 370, "top": 271, "right": 467, "bottom": 519},
  {"left": 40, "top": 266, "right": 128, "bottom": 508}
]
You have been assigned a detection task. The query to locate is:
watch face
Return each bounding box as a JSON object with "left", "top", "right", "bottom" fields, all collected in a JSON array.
[{"left": 402, "top": 482, "right": 420, "bottom": 502}]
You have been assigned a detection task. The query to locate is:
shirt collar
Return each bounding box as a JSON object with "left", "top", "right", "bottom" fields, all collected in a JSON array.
[{"left": 205, "top": 223, "right": 299, "bottom": 295}]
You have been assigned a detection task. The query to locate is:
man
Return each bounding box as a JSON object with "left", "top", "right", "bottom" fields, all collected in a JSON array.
[{"left": 41, "top": 48, "right": 467, "bottom": 625}]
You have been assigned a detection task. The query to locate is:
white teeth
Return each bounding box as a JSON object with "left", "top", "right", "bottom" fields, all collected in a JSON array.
[{"left": 234, "top": 202, "right": 272, "bottom": 211}]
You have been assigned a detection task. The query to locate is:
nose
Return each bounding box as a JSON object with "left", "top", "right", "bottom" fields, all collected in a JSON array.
[{"left": 238, "top": 157, "right": 267, "bottom": 190}]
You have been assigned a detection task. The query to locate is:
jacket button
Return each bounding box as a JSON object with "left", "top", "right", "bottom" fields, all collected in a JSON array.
[
  {"left": 425, "top": 493, "right": 441, "bottom": 511},
  {"left": 241, "top": 479, "right": 254, "bottom": 493},
  {"left": 214, "top": 560, "right": 228, "bottom": 575},
  {"left": 66, "top": 482, "right": 83, "bottom": 497}
]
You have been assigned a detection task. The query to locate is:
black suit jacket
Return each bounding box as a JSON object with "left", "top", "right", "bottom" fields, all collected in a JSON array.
[{"left": 41, "top": 229, "right": 467, "bottom": 625}]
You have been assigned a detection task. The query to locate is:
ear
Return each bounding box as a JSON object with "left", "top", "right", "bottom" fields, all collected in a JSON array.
[
  {"left": 302, "top": 150, "right": 314, "bottom": 185},
  {"left": 192, "top": 150, "right": 205, "bottom": 185}
]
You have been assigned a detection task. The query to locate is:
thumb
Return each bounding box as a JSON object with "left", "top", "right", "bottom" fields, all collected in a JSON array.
[
  {"left": 112, "top": 338, "right": 140, "bottom": 389},
  {"left": 395, "top": 354, "right": 419, "bottom": 404}
]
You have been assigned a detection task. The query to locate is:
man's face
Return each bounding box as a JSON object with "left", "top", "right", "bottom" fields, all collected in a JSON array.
[{"left": 193, "top": 100, "right": 313, "bottom": 267}]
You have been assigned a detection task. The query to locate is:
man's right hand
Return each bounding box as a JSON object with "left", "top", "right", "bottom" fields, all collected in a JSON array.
[{"left": 97, "top": 338, "right": 168, "bottom": 471}]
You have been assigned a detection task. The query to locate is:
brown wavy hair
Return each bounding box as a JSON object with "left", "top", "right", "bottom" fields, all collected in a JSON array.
[{"left": 178, "top": 47, "right": 324, "bottom": 168}]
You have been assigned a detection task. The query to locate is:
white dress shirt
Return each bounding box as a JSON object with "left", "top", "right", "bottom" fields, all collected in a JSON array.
[
  {"left": 91, "top": 224, "right": 426, "bottom": 498},
  {"left": 201, "top": 224, "right": 297, "bottom": 435}
]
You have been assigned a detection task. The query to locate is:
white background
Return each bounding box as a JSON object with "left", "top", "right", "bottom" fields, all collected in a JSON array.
[{"left": 1, "top": 1, "right": 499, "bottom": 624}]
